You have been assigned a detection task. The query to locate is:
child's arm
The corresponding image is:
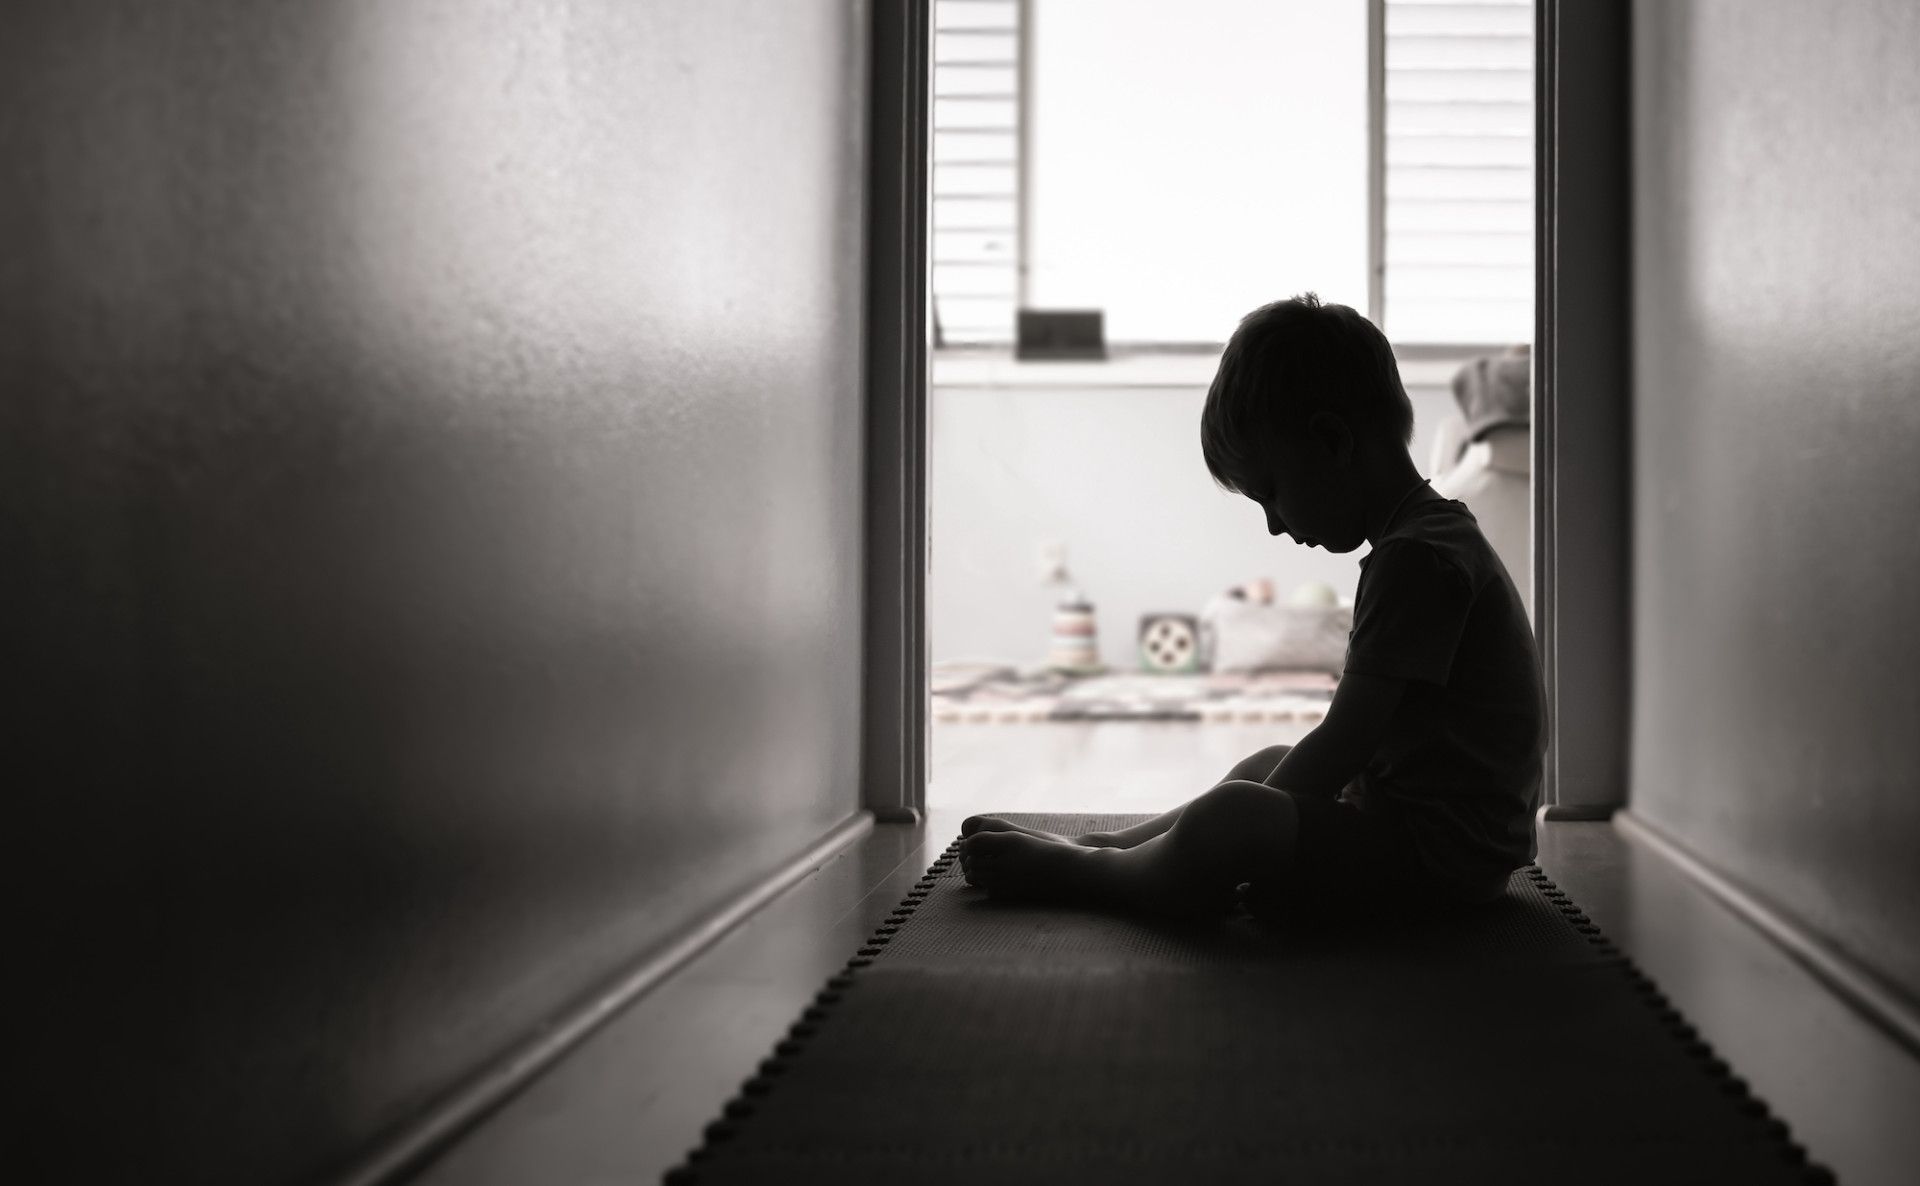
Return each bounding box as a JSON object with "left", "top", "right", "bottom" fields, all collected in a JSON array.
[{"left": 1267, "top": 671, "right": 1407, "bottom": 798}]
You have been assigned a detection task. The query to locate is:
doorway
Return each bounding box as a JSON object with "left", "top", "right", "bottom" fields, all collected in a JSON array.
[{"left": 920, "top": 0, "right": 1541, "bottom": 821}]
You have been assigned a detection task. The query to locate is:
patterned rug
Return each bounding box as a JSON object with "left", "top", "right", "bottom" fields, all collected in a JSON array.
[{"left": 931, "top": 665, "right": 1337, "bottom": 724}]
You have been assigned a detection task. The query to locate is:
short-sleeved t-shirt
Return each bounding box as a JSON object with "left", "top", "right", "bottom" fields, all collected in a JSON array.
[{"left": 1340, "top": 493, "right": 1547, "bottom": 899}]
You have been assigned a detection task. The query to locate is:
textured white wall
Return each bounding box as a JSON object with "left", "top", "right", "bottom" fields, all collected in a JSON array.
[
  {"left": 4, "top": 2, "right": 867, "bottom": 1181},
  {"left": 1630, "top": 0, "right": 1920, "bottom": 1000},
  {"left": 929, "top": 379, "right": 1456, "bottom": 669}
]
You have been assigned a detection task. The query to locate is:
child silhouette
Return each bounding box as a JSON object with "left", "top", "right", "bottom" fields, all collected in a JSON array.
[{"left": 961, "top": 294, "right": 1547, "bottom": 923}]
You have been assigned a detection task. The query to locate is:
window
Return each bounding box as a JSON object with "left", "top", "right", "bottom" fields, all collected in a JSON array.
[
  {"left": 1381, "top": 0, "right": 1534, "bottom": 345},
  {"left": 929, "top": 0, "right": 1534, "bottom": 350},
  {"left": 931, "top": 0, "right": 1023, "bottom": 347}
]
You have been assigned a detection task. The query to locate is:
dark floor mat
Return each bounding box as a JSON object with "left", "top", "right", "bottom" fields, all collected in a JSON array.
[{"left": 666, "top": 814, "right": 1832, "bottom": 1185}]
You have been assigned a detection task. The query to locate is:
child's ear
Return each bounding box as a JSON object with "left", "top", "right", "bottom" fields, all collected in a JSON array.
[{"left": 1306, "top": 411, "right": 1354, "bottom": 466}]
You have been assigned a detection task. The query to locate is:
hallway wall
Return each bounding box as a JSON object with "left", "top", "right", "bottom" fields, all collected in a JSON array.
[
  {"left": 1630, "top": 0, "right": 1920, "bottom": 1003},
  {"left": 2, "top": 2, "right": 868, "bottom": 1183}
]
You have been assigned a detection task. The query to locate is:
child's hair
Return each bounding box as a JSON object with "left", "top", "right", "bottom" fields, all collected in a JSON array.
[{"left": 1200, "top": 293, "right": 1413, "bottom": 495}]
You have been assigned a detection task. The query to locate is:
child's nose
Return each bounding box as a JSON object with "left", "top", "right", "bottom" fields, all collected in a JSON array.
[{"left": 1265, "top": 505, "right": 1289, "bottom": 538}]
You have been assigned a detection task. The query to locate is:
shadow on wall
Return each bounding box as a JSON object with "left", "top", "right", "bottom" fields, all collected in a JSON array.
[
  {"left": 1629, "top": 0, "right": 1920, "bottom": 1006},
  {"left": 7, "top": 2, "right": 867, "bottom": 1183}
]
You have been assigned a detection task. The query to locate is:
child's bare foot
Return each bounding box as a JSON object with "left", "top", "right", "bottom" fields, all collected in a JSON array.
[
  {"left": 959, "top": 830, "right": 1105, "bottom": 901},
  {"left": 961, "top": 815, "right": 1117, "bottom": 847},
  {"left": 959, "top": 816, "right": 1122, "bottom": 880},
  {"left": 961, "top": 814, "right": 1071, "bottom": 844}
]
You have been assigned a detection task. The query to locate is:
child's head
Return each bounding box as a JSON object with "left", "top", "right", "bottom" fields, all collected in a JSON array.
[{"left": 1200, "top": 293, "right": 1414, "bottom": 552}]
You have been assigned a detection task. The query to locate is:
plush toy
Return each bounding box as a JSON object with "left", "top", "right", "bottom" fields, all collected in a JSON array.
[
  {"left": 1228, "top": 577, "right": 1276, "bottom": 605},
  {"left": 1287, "top": 580, "right": 1339, "bottom": 609}
]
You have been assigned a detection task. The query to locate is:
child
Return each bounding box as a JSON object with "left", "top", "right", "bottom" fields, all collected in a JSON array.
[{"left": 960, "top": 294, "right": 1547, "bottom": 923}]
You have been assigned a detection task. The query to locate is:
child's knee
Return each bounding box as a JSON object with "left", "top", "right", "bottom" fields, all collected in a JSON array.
[
  {"left": 1181, "top": 780, "right": 1299, "bottom": 859},
  {"left": 1225, "top": 743, "right": 1293, "bottom": 785}
]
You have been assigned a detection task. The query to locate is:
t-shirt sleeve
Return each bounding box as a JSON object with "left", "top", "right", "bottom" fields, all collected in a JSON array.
[{"left": 1343, "top": 540, "right": 1475, "bottom": 685}]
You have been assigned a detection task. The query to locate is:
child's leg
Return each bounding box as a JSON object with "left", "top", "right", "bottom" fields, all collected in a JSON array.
[
  {"left": 960, "top": 779, "right": 1301, "bottom": 919},
  {"left": 963, "top": 743, "right": 1294, "bottom": 851},
  {"left": 1078, "top": 743, "right": 1294, "bottom": 848},
  {"left": 1220, "top": 743, "right": 1295, "bottom": 786},
  {"left": 959, "top": 816, "right": 1079, "bottom": 845}
]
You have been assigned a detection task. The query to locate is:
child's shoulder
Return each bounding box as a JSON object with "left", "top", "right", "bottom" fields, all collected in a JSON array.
[{"left": 1366, "top": 501, "right": 1491, "bottom": 584}]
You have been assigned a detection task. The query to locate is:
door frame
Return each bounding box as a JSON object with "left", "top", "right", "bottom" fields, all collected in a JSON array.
[
  {"left": 862, "top": 0, "right": 931, "bottom": 824},
  {"left": 867, "top": 0, "right": 1634, "bottom": 823},
  {"left": 1533, "top": 0, "right": 1632, "bottom": 819}
]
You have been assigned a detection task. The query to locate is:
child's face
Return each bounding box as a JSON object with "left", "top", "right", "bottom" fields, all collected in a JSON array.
[{"left": 1246, "top": 418, "right": 1367, "bottom": 553}]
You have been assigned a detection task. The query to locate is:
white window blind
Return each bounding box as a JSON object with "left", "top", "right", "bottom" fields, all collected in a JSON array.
[
  {"left": 929, "top": 0, "right": 1535, "bottom": 349},
  {"left": 931, "top": 0, "right": 1022, "bottom": 346},
  {"left": 1382, "top": 0, "right": 1535, "bottom": 345}
]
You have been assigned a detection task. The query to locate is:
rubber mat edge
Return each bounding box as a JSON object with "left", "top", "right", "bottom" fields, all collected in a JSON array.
[
  {"left": 662, "top": 849, "right": 1835, "bottom": 1184},
  {"left": 660, "top": 835, "right": 962, "bottom": 1183},
  {"left": 1516, "top": 864, "right": 1835, "bottom": 1184}
]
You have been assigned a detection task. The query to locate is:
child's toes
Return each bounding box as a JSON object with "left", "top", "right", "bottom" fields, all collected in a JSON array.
[
  {"left": 962, "top": 814, "right": 1006, "bottom": 836},
  {"left": 959, "top": 834, "right": 998, "bottom": 882},
  {"left": 958, "top": 843, "right": 981, "bottom": 883}
]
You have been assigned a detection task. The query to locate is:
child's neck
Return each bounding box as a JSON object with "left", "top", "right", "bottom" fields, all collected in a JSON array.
[{"left": 1361, "top": 449, "right": 1436, "bottom": 546}]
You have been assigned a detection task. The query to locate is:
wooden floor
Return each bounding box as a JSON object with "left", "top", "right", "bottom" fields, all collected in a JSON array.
[
  {"left": 931, "top": 717, "right": 1314, "bottom": 815},
  {"left": 415, "top": 721, "right": 1920, "bottom": 1186}
]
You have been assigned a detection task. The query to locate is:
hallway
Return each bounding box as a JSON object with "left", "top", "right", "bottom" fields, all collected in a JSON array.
[
  {"left": 10, "top": 1, "right": 1918, "bottom": 1182},
  {"left": 414, "top": 723, "right": 1920, "bottom": 1186}
]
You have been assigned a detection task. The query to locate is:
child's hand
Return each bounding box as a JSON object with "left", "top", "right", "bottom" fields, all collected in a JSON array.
[{"left": 1236, "top": 880, "right": 1282, "bottom": 921}]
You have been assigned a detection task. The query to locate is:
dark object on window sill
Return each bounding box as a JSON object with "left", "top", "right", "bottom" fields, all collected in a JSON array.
[{"left": 1016, "top": 308, "right": 1107, "bottom": 361}]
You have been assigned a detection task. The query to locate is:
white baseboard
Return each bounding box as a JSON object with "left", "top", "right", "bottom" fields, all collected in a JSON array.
[
  {"left": 1615, "top": 809, "right": 1920, "bottom": 1058},
  {"left": 330, "top": 808, "right": 877, "bottom": 1186}
]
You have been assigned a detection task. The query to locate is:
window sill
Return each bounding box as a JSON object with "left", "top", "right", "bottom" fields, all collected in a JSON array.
[
  {"left": 930, "top": 347, "right": 1482, "bottom": 391},
  {"left": 932, "top": 348, "right": 1222, "bottom": 390}
]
